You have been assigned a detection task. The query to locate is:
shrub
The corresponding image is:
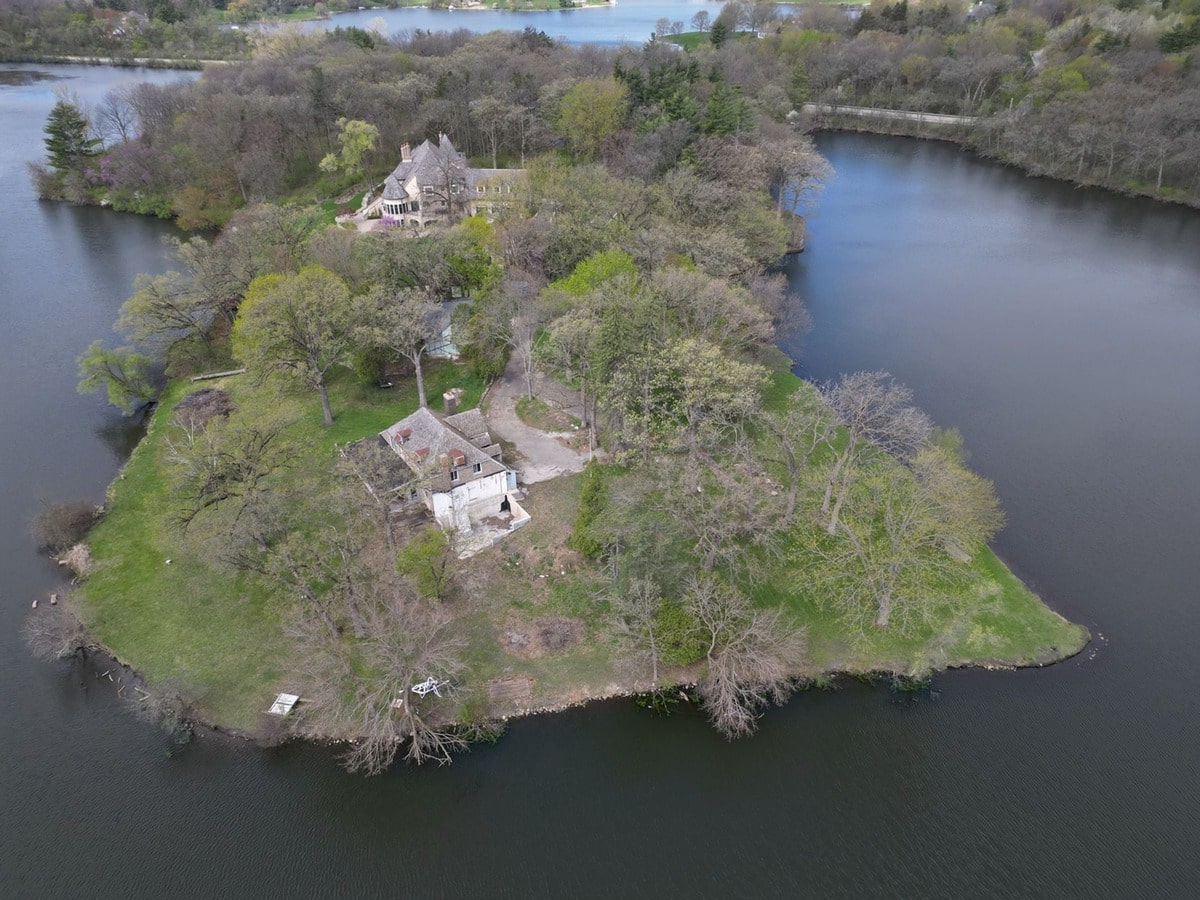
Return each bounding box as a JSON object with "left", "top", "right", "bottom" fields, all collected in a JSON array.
[
  {"left": 33, "top": 500, "right": 99, "bottom": 553},
  {"left": 567, "top": 459, "right": 605, "bottom": 558},
  {"left": 655, "top": 600, "right": 706, "bottom": 666}
]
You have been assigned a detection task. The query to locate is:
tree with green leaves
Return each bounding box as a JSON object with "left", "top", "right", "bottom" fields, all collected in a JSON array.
[
  {"left": 319, "top": 118, "right": 379, "bottom": 190},
  {"left": 76, "top": 341, "right": 155, "bottom": 415},
  {"left": 557, "top": 78, "right": 628, "bottom": 161},
  {"left": 806, "top": 443, "right": 1003, "bottom": 633},
  {"left": 568, "top": 459, "right": 606, "bottom": 558},
  {"left": 232, "top": 266, "right": 357, "bottom": 425},
  {"left": 608, "top": 337, "right": 767, "bottom": 466},
  {"left": 355, "top": 286, "right": 443, "bottom": 408},
  {"left": 703, "top": 82, "right": 752, "bottom": 138},
  {"left": 395, "top": 527, "right": 457, "bottom": 602},
  {"left": 43, "top": 93, "right": 99, "bottom": 176},
  {"left": 757, "top": 385, "right": 836, "bottom": 526}
]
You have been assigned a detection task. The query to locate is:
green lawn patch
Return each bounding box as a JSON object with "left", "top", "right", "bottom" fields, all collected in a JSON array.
[
  {"left": 78, "top": 360, "right": 485, "bottom": 731},
  {"left": 515, "top": 396, "right": 580, "bottom": 432}
]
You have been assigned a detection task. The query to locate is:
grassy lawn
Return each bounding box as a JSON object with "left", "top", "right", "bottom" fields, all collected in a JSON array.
[
  {"left": 754, "top": 543, "right": 1087, "bottom": 677},
  {"left": 78, "top": 360, "right": 485, "bottom": 731},
  {"left": 455, "top": 473, "right": 634, "bottom": 713}
]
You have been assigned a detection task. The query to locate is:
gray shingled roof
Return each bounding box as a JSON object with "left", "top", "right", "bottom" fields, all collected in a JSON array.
[
  {"left": 443, "top": 408, "right": 490, "bottom": 447},
  {"left": 381, "top": 136, "right": 521, "bottom": 201},
  {"left": 380, "top": 406, "right": 507, "bottom": 491}
]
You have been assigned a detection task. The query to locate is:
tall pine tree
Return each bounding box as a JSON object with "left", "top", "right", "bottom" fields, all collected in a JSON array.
[{"left": 44, "top": 96, "right": 99, "bottom": 176}]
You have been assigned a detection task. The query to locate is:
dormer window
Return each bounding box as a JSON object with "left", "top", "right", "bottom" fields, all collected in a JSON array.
[
  {"left": 423, "top": 185, "right": 434, "bottom": 195},
  {"left": 449, "top": 468, "right": 460, "bottom": 482}
]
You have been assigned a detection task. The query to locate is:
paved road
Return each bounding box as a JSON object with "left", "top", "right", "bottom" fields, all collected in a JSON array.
[{"left": 484, "top": 356, "right": 591, "bottom": 485}]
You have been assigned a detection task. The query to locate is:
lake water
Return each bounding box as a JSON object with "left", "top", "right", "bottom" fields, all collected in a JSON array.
[
  {"left": 296, "top": 0, "right": 771, "bottom": 45},
  {"left": 4, "top": 65, "right": 1200, "bottom": 895}
]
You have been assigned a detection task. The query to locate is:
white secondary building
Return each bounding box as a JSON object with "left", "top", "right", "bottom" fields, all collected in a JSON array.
[{"left": 381, "top": 404, "right": 523, "bottom": 535}]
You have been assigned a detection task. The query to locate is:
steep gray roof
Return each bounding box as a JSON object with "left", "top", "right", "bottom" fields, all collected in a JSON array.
[
  {"left": 381, "top": 136, "right": 522, "bottom": 201},
  {"left": 380, "top": 406, "right": 507, "bottom": 491},
  {"left": 382, "top": 136, "right": 465, "bottom": 201}
]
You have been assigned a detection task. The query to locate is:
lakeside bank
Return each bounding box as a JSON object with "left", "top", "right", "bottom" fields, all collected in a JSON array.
[
  {"left": 800, "top": 104, "right": 1200, "bottom": 211},
  {"left": 68, "top": 349, "right": 1088, "bottom": 741}
]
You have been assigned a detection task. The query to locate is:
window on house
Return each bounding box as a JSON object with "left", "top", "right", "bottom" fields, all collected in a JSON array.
[
  {"left": 423, "top": 185, "right": 433, "bottom": 195},
  {"left": 450, "top": 183, "right": 460, "bottom": 194},
  {"left": 472, "top": 463, "right": 482, "bottom": 474},
  {"left": 477, "top": 185, "right": 485, "bottom": 194},
  {"left": 449, "top": 469, "right": 459, "bottom": 483}
]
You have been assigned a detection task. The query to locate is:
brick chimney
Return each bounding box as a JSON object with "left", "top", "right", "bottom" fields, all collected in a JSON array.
[{"left": 400, "top": 142, "right": 411, "bottom": 162}]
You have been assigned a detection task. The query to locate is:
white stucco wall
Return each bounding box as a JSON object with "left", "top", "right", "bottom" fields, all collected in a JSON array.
[{"left": 429, "top": 470, "right": 511, "bottom": 533}]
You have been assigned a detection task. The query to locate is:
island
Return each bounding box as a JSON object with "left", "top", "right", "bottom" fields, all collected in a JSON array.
[{"left": 25, "top": 15, "right": 1091, "bottom": 775}]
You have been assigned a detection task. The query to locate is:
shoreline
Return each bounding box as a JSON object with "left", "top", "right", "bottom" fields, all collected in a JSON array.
[
  {"left": 804, "top": 113, "right": 1200, "bottom": 212},
  {"left": 0, "top": 53, "right": 234, "bottom": 70},
  {"left": 71, "top": 606, "right": 1090, "bottom": 746},
  {"left": 252, "top": 0, "right": 617, "bottom": 27}
]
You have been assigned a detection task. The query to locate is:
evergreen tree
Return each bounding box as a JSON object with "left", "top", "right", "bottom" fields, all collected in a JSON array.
[
  {"left": 43, "top": 96, "right": 99, "bottom": 176},
  {"left": 703, "top": 82, "right": 751, "bottom": 136},
  {"left": 710, "top": 21, "right": 728, "bottom": 47}
]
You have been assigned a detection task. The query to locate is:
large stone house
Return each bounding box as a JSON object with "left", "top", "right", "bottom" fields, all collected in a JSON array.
[
  {"left": 380, "top": 403, "right": 523, "bottom": 535},
  {"left": 379, "top": 135, "right": 521, "bottom": 228}
]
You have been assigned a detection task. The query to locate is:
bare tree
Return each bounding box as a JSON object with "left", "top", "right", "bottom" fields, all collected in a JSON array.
[
  {"left": 166, "top": 413, "right": 293, "bottom": 529},
  {"left": 470, "top": 96, "right": 516, "bottom": 169},
  {"left": 116, "top": 270, "right": 218, "bottom": 355},
  {"left": 23, "top": 598, "right": 96, "bottom": 662},
  {"left": 336, "top": 438, "right": 414, "bottom": 554},
  {"left": 612, "top": 578, "right": 665, "bottom": 684},
  {"left": 683, "top": 575, "right": 807, "bottom": 738},
  {"left": 295, "top": 592, "right": 468, "bottom": 774},
  {"left": 749, "top": 121, "right": 832, "bottom": 220},
  {"left": 819, "top": 371, "right": 932, "bottom": 536},
  {"left": 757, "top": 385, "right": 836, "bottom": 526},
  {"left": 94, "top": 85, "right": 137, "bottom": 145}
]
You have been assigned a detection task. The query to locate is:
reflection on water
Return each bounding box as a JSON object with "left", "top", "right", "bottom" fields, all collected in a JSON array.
[{"left": 0, "top": 68, "right": 60, "bottom": 85}]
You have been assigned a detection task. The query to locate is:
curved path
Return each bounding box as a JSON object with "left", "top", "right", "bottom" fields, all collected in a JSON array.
[{"left": 484, "top": 356, "right": 592, "bottom": 485}]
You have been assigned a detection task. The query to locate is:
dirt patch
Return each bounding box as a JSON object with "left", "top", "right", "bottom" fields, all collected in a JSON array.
[
  {"left": 501, "top": 616, "right": 583, "bottom": 658},
  {"left": 486, "top": 676, "right": 533, "bottom": 709},
  {"left": 174, "top": 388, "right": 235, "bottom": 429}
]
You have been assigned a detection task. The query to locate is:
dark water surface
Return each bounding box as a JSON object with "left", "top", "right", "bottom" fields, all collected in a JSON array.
[{"left": 4, "top": 66, "right": 1200, "bottom": 894}]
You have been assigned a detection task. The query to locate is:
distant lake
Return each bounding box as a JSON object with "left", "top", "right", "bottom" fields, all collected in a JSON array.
[
  {"left": 291, "top": 0, "right": 792, "bottom": 45},
  {"left": 4, "top": 64, "right": 1200, "bottom": 894}
]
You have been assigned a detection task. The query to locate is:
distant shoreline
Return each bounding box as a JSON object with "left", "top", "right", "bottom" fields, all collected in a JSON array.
[{"left": 0, "top": 53, "right": 232, "bottom": 70}]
